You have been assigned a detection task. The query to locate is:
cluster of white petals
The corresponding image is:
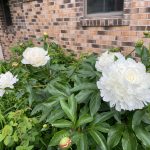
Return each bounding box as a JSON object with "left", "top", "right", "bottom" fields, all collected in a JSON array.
[
  {"left": 0, "top": 89, "right": 5, "bottom": 97},
  {"left": 22, "top": 47, "right": 50, "bottom": 67},
  {"left": 97, "top": 58, "right": 150, "bottom": 111},
  {"left": 95, "top": 51, "right": 124, "bottom": 72},
  {"left": 0, "top": 72, "right": 18, "bottom": 97}
]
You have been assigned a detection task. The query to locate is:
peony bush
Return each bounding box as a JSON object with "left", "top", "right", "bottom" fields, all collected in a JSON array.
[{"left": 0, "top": 35, "right": 150, "bottom": 150}]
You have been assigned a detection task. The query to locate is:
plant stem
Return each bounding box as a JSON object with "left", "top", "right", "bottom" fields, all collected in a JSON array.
[
  {"left": 4, "top": 105, "right": 15, "bottom": 114},
  {"left": 33, "top": 85, "right": 46, "bottom": 88},
  {"left": 125, "top": 49, "right": 135, "bottom": 58},
  {"left": 40, "top": 138, "right": 47, "bottom": 148}
]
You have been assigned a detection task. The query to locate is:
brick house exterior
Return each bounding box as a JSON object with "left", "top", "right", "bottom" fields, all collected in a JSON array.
[{"left": 0, "top": 0, "right": 150, "bottom": 59}]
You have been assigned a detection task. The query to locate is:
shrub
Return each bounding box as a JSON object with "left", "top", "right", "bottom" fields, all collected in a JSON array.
[{"left": 0, "top": 34, "right": 150, "bottom": 150}]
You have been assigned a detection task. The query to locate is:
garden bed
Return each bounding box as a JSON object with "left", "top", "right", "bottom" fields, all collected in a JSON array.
[{"left": 0, "top": 34, "right": 150, "bottom": 150}]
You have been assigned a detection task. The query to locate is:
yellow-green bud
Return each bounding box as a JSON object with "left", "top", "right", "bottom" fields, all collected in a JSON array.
[
  {"left": 19, "top": 43, "right": 23, "bottom": 46},
  {"left": 43, "top": 32, "right": 48, "bottom": 37},
  {"left": 135, "top": 40, "right": 144, "bottom": 47},
  {"left": 109, "top": 47, "right": 121, "bottom": 52},
  {"left": 12, "top": 62, "right": 19, "bottom": 67},
  {"left": 59, "top": 137, "right": 72, "bottom": 149},
  {"left": 43, "top": 124, "right": 48, "bottom": 128},
  {"left": 143, "top": 31, "right": 149, "bottom": 35}
]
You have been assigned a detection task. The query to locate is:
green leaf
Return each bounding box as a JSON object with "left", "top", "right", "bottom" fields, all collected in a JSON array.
[
  {"left": 2, "top": 125, "right": 13, "bottom": 139},
  {"left": 134, "top": 126, "right": 150, "bottom": 147},
  {"left": 81, "top": 62, "right": 95, "bottom": 71},
  {"left": 71, "top": 83, "right": 97, "bottom": 92},
  {"left": 0, "top": 134, "right": 4, "bottom": 142},
  {"left": 146, "top": 125, "right": 150, "bottom": 131},
  {"left": 132, "top": 110, "right": 145, "bottom": 130},
  {"left": 107, "top": 124, "right": 124, "bottom": 148},
  {"left": 31, "top": 100, "right": 58, "bottom": 116},
  {"left": 71, "top": 132, "right": 82, "bottom": 144},
  {"left": 93, "top": 111, "right": 114, "bottom": 124},
  {"left": 135, "top": 47, "right": 142, "bottom": 56},
  {"left": 26, "top": 85, "right": 34, "bottom": 107},
  {"left": 16, "top": 145, "right": 34, "bottom": 150},
  {"left": 4, "top": 136, "right": 13, "bottom": 146},
  {"left": 75, "top": 90, "right": 92, "bottom": 103},
  {"left": 137, "top": 144, "right": 145, "bottom": 150},
  {"left": 47, "top": 84, "right": 67, "bottom": 97},
  {"left": 39, "top": 110, "right": 51, "bottom": 122},
  {"left": 68, "top": 95, "right": 77, "bottom": 119},
  {"left": 76, "top": 114, "right": 93, "bottom": 127},
  {"left": 142, "top": 112, "right": 150, "bottom": 124},
  {"left": 49, "top": 130, "right": 70, "bottom": 146},
  {"left": 46, "top": 109, "right": 65, "bottom": 123},
  {"left": 31, "top": 100, "right": 59, "bottom": 122},
  {"left": 50, "top": 64, "right": 66, "bottom": 71},
  {"left": 90, "top": 93, "right": 101, "bottom": 116},
  {"left": 51, "top": 119, "right": 73, "bottom": 128},
  {"left": 141, "top": 47, "right": 150, "bottom": 67},
  {"left": 77, "top": 133, "right": 88, "bottom": 150},
  {"left": 89, "top": 130, "right": 108, "bottom": 150},
  {"left": 60, "top": 95, "right": 77, "bottom": 124},
  {"left": 78, "top": 70, "right": 96, "bottom": 78},
  {"left": 12, "top": 131, "right": 18, "bottom": 142},
  {"left": 122, "top": 130, "right": 137, "bottom": 150},
  {"left": 55, "top": 82, "right": 71, "bottom": 96},
  {"left": 94, "top": 122, "right": 110, "bottom": 133}
]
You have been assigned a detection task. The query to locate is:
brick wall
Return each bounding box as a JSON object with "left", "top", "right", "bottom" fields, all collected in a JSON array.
[{"left": 0, "top": 0, "right": 150, "bottom": 59}]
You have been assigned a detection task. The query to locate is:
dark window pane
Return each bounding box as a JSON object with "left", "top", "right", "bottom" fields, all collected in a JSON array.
[
  {"left": 87, "top": 0, "right": 124, "bottom": 14},
  {"left": 1, "top": 0, "right": 12, "bottom": 26}
]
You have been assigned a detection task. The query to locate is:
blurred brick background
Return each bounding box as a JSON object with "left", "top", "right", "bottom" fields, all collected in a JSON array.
[{"left": 0, "top": 0, "right": 150, "bottom": 59}]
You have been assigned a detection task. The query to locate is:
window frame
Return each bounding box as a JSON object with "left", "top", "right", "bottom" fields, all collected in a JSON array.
[{"left": 84, "top": 0, "right": 124, "bottom": 18}]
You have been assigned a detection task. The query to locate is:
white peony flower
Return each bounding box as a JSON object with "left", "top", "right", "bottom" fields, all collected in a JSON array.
[
  {"left": 95, "top": 51, "right": 124, "bottom": 72},
  {"left": 0, "top": 71, "right": 18, "bottom": 89},
  {"left": 97, "top": 58, "right": 150, "bottom": 111},
  {"left": 0, "top": 89, "right": 5, "bottom": 97},
  {"left": 22, "top": 47, "right": 50, "bottom": 67}
]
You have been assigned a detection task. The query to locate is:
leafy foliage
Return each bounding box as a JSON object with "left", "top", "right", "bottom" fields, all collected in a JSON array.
[{"left": 0, "top": 34, "right": 150, "bottom": 149}]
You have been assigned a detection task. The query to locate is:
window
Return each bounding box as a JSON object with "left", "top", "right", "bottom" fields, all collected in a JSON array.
[
  {"left": 86, "top": 0, "right": 124, "bottom": 15},
  {"left": 81, "top": 0, "right": 129, "bottom": 27},
  {"left": 1, "top": 0, "right": 12, "bottom": 26}
]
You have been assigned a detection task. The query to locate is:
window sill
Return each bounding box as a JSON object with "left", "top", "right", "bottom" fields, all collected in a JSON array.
[{"left": 80, "top": 17, "right": 129, "bottom": 27}]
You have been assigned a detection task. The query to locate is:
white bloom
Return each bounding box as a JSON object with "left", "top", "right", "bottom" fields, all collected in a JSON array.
[
  {"left": 95, "top": 51, "right": 124, "bottom": 72},
  {"left": 22, "top": 47, "right": 50, "bottom": 67},
  {"left": 0, "top": 71, "right": 18, "bottom": 89},
  {"left": 97, "top": 58, "right": 150, "bottom": 111},
  {"left": 0, "top": 89, "right": 5, "bottom": 97}
]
